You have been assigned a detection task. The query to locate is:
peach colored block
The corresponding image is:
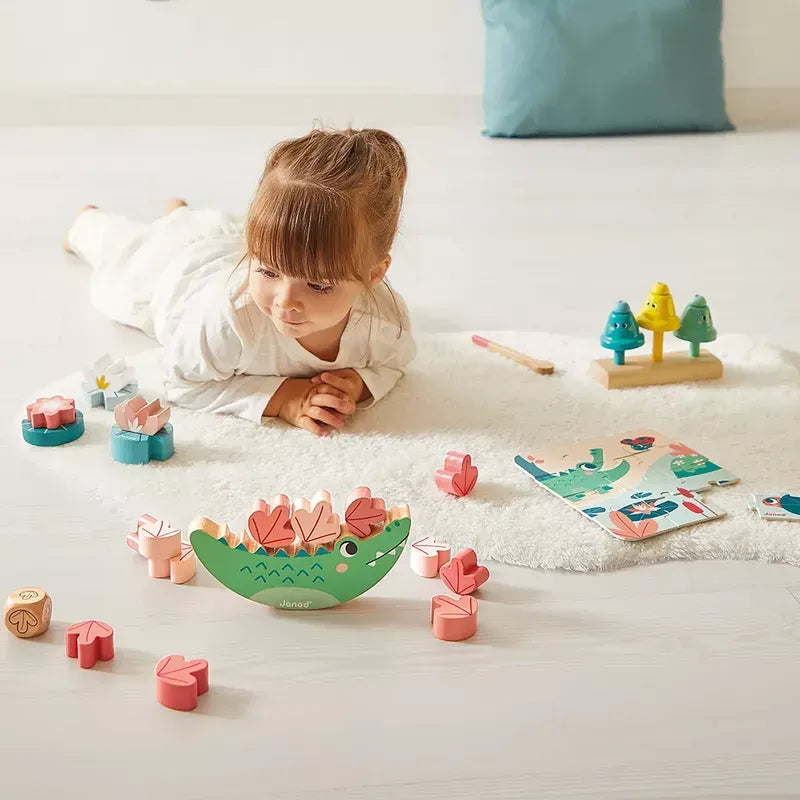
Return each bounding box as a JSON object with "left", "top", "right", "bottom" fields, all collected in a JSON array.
[
  {"left": 114, "top": 394, "right": 171, "bottom": 436},
  {"left": 290, "top": 493, "right": 341, "bottom": 549},
  {"left": 439, "top": 548, "right": 490, "bottom": 595},
  {"left": 125, "top": 530, "right": 140, "bottom": 553},
  {"left": 170, "top": 542, "right": 196, "bottom": 584},
  {"left": 66, "top": 620, "right": 115, "bottom": 668},
  {"left": 4, "top": 587, "right": 52, "bottom": 639},
  {"left": 344, "top": 487, "right": 387, "bottom": 538},
  {"left": 156, "top": 654, "right": 209, "bottom": 711},
  {"left": 137, "top": 514, "right": 182, "bottom": 578},
  {"left": 434, "top": 451, "right": 478, "bottom": 497},
  {"left": 409, "top": 535, "right": 451, "bottom": 578},
  {"left": 431, "top": 595, "right": 478, "bottom": 642},
  {"left": 26, "top": 396, "right": 76, "bottom": 430}
]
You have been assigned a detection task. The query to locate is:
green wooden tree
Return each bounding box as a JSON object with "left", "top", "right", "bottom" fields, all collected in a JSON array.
[{"left": 675, "top": 295, "right": 717, "bottom": 357}]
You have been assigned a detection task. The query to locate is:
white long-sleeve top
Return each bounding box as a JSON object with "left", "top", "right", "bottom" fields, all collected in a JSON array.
[{"left": 161, "top": 273, "right": 416, "bottom": 424}]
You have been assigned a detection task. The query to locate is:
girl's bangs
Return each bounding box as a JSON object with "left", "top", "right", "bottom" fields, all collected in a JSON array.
[{"left": 246, "top": 178, "right": 368, "bottom": 284}]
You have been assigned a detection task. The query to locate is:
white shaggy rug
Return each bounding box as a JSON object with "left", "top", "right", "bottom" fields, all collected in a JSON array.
[{"left": 18, "top": 333, "right": 800, "bottom": 572}]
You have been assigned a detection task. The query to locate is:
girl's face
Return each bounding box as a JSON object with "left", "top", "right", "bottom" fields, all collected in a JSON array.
[{"left": 247, "top": 262, "right": 366, "bottom": 338}]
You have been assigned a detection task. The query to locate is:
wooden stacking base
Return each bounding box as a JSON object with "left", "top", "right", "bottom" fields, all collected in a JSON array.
[{"left": 590, "top": 350, "right": 723, "bottom": 389}]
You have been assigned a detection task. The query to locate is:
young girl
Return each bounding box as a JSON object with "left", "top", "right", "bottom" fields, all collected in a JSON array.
[{"left": 65, "top": 127, "right": 415, "bottom": 436}]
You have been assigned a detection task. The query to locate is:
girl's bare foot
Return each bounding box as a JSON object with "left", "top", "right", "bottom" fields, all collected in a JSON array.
[
  {"left": 63, "top": 205, "right": 98, "bottom": 253},
  {"left": 164, "top": 198, "right": 188, "bottom": 215}
]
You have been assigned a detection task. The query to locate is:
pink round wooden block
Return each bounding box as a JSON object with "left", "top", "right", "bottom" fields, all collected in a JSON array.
[
  {"left": 169, "top": 543, "right": 196, "bottom": 584},
  {"left": 66, "top": 620, "right": 115, "bottom": 668},
  {"left": 156, "top": 654, "right": 209, "bottom": 711},
  {"left": 431, "top": 595, "right": 478, "bottom": 642}
]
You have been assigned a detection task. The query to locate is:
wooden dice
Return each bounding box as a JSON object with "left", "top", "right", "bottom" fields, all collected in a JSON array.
[{"left": 4, "top": 587, "right": 52, "bottom": 638}]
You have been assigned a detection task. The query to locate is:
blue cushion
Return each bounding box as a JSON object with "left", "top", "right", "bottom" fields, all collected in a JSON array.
[{"left": 482, "top": 0, "right": 733, "bottom": 137}]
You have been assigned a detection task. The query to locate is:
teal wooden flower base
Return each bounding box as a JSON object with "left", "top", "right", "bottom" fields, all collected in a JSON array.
[
  {"left": 21, "top": 411, "right": 85, "bottom": 447},
  {"left": 110, "top": 423, "right": 174, "bottom": 464}
]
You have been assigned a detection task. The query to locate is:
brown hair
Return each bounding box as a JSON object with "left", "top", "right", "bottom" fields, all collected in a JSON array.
[{"left": 245, "top": 127, "right": 407, "bottom": 287}]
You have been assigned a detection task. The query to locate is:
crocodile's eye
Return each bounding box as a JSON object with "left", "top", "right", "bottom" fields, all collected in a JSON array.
[
  {"left": 578, "top": 462, "right": 598, "bottom": 472},
  {"left": 339, "top": 540, "right": 358, "bottom": 558},
  {"left": 764, "top": 497, "right": 780, "bottom": 506}
]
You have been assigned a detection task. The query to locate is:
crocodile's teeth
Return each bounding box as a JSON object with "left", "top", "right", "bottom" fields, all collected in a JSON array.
[
  {"left": 374, "top": 551, "right": 384, "bottom": 560},
  {"left": 388, "top": 547, "right": 397, "bottom": 556}
]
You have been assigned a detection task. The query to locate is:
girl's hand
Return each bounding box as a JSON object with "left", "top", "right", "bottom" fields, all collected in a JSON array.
[
  {"left": 265, "top": 378, "right": 354, "bottom": 436},
  {"left": 311, "top": 369, "right": 370, "bottom": 406}
]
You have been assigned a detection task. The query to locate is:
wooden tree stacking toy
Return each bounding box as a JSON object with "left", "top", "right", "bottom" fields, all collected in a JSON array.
[{"left": 591, "top": 283, "right": 722, "bottom": 389}]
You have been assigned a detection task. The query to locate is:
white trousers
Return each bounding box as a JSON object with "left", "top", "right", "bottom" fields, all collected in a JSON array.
[{"left": 68, "top": 207, "right": 244, "bottom": 340}]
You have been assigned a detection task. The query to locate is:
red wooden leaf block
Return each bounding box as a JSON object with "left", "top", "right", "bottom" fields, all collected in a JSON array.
[
  {"left": 247, "top": 503, "right": 293, "bottom": 549},
  {"left": 66, "top": 620, "right": 115, "bottom": 668},
  {"left": 439, "top": 548, "right": 490, "bottom": 595},
  {"left": 344, "top": 487, "right": 387, "bottom": 538},
  {"left": 155, "top": 654, "right": 209, "bottom": 711},
  {"left": 431, "top": 595, "right": 478, "bottom": 641},
  {"left": 434, "top": 451, "right": 478, "bottom": 497}
]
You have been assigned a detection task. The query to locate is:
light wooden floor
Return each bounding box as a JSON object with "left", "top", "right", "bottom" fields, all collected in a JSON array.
[{"left": 1, "top": 126, "right": 800, "bottom": 799}]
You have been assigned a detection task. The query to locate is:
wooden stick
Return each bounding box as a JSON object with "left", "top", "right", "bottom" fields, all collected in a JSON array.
[{"left": 471, "top": 335, "right": 554, "bottom": 375}]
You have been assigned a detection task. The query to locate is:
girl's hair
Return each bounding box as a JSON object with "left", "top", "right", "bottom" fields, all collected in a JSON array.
[{"left": 245, "top": 127, "right": 408, "bottom": 288}]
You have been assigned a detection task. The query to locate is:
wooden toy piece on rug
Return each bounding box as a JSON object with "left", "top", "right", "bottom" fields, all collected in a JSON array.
[
  {"left": 82, "top": 353, "right": 138, "bottom": 411},
  {"left": 127, "top": 514, "right": 195, "bottom": 584},
  {"left": 189, "top": 493, "right": 411, "bottom": 610},
  {"left": 435, "top": 452, "right": 478, "bottom": 497},
  {"left": 439, "top": 548, "right": 490, "bottom": 595},
  {"left": 156, "top": 654, "right": 209, "bottom": 711},
  {"left": 431, "top": 595, "right": 478, "bottom": 642},
  {"left": 409, "top": 535, "right": 451, "bottom": 578},
  {"left": 65, "top": 620, "right": 115, "bottom": 668},
  {"left": 471, "top": 334, "right": 554, "bottom": 375},
  {"left": 4, "top": 587, "right": 52, "bottom": 638},
  {"left": 515, "top": 429, "right": 738, "bottom": 542},
  {"left": 111, "top": 394, "right": 174, "bottom": 464},
  {"left": 21, "top": 396, "right": 85, "bottom": 447},
  {"left": 751, "top": 493, "right": 800, "bottom": 522},
  {"left": 591, "top": 283, "right": 723, "bottom": 389}
]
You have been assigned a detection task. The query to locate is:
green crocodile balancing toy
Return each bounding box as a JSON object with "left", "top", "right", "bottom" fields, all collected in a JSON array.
[{"left": 190, "top": 489, "right": 410, "bottom": 610}]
